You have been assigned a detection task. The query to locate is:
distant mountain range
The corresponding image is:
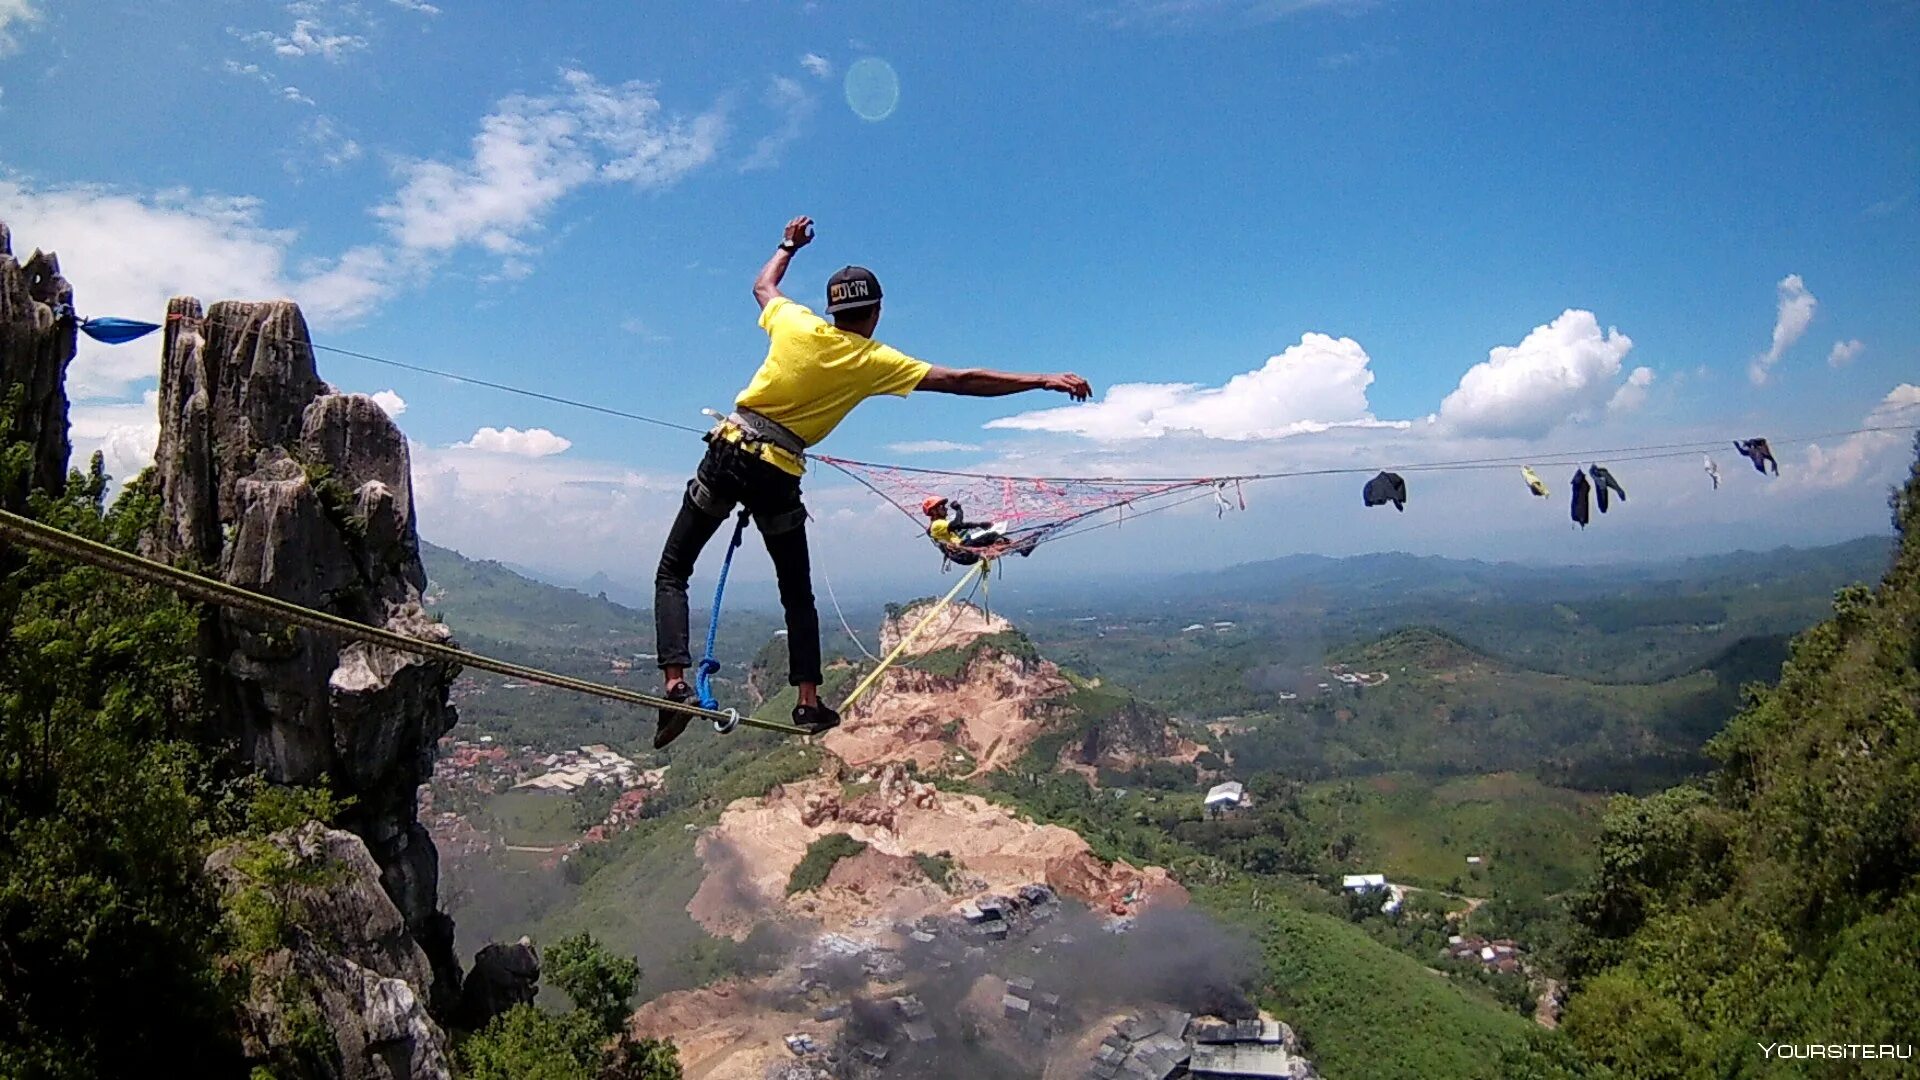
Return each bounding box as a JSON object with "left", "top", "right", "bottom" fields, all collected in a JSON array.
[{"left": 425, "top": 534, "right": 1896, "bottom": 619}]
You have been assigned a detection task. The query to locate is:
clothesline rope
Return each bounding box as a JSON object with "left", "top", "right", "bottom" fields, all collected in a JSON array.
[{"left": 83, "top": 306, "right": 1920, "bottom": 555}]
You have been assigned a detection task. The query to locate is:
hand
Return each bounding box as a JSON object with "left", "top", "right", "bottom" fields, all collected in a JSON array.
[
  {"left": 1045, "top": 373, "right": 1092, "bottom": 401},
  {"left": 782, "top": 216, "right": 814, "bottom": 250}
]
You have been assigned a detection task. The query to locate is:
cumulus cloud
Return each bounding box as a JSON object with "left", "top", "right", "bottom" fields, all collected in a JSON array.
[
  {"left": 740, "top": 75, "right": 814, "bottom": 173},
  {"left": 1787, "top": 384, "right": 1920, "bottom": 491},
  {"left": 1828, "top": 339, "right": 1864, "bottom": 368},
  {"left": 368, "top": 390, "right": 407, "bottom": 417},
  {"left": 1607, "top": 366, "right": 1655, "bottom": 414},
  {"left": 0, "top": 0, "right": 42, "bottom": 56},
  {"left": 68, "top": 392, "right": 162, "bottom": 482},
  {"left": 0, "top": 181, "right": 300, "bottom": 398},
  {"left": 453, "top": 426, "right": 573, "bottom": 457},
  {"left": 1748, "top": 273, "right": 1816, "bottom": 386},
  {"left": 801, "top": 53, "right": 833, "bottom": 79},
  {"left": 990, "top": 332, "right": 1405, "bottom": 442},
  {"left": 888, "top": 440, "right": 982, "bottom": 454},
  {"left": 1433, "top": 310, "right": 1637, "bottom": 439}
]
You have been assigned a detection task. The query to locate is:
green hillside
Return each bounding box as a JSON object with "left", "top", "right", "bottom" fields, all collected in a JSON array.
[
  {"left": 1221, "top": 627, "right": 1768, "bottom": 791},
  {"left": 1560, "top": 441, "right": 1920, "bottom": 1077},
  {"left": 420, "top": 540, "right": 791, "bottom": 751}
]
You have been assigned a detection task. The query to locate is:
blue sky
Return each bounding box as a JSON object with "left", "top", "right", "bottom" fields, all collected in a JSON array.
[{"left": 3, "top": 0, "right": 1918, "bottom": 590}]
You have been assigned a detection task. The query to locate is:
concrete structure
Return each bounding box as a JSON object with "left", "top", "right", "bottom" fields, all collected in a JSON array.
[{"left": 1205, "top": 781, "right": 1247, "bottom": 811}]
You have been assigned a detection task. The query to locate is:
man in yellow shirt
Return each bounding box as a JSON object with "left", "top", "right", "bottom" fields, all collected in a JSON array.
[{"left": 652, "top": 215, "right": 1092, "bottom": 747}]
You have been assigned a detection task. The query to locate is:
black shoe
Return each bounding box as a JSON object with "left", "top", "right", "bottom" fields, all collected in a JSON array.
[
  {"left": 792, "top": 703, "right": 841, "bottom": 735},
  {"left": 654, "top": 680, "right": 696, "bottom": 749}
]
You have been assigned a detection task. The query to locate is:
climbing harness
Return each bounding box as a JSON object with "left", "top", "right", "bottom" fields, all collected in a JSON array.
[
  {"left": 0, "top": 507, "right": 812, "bottom": 737},
  {"left": 695, "top": 508, "right": 752, "bottom": 717}
]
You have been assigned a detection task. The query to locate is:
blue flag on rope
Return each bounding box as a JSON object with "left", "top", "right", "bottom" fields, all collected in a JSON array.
[{"left": 78, "top": 317, "right": 162, "bottom": 345}]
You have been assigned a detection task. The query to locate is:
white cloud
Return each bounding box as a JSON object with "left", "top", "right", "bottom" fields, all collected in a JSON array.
[
  {"left": 281, "top": 85, "right": 316, "bottom": 106},
  {"left": 410, "top": 442, "right": 688, "bottom": 572},
  {"left": 1607, "top": 366, "right": 1655, "bottom": 414},
  {"left": 0, "top": 0, "right": 42, "bottom": 56},
  {"left": 0, "top": 180, "right": 300, "bottom": 398},
  {"left": 740, "top": 75, "right": 814, "bottom": 173},
  {"left": 359, "top": 69, "right": 723, "bottom": 260},
  {"left": 1787, "top": 384, "right": 1920, "bottom": 491},
  {"left": 389, "top": 0, "right": 441, "bottom": 14},
  {"left": 292, "top": 69, "right": 725, "bottom": 319},
  {"left": 801, "top": 53, "right": 833, "bottom": 79},
  {"left": 1433, "top": 310, "right": 1637, "bottom": 439},
  {"left": 1828, "top": 339, "right": 1864, "bottom": 368},
  {"left": 239, "top": 19, "right": 369, "bottom": 62},
  {"left": 1748, "top": 273, "right": 1816, "bottom": 386},
  {"left": 453, "top": 426, "right": 573, "bottom": 457},
  {"left": 368, "top": 390, "right": 407, "bottom": 417},
  {"left": 68, "top": 391, "right": 161, "bottom": 482},
  {"left": 888, "top": 440, "right": 982, "bottom": 455},
  {"left": 990, "top": 332, "right": 1404, "bottom": 442},
  {"left": 295, "top": 114, "right": 363, "bottom": 170}
]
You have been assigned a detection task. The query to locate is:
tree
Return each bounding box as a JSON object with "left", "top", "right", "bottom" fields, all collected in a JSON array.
[
  {"left": 456, "top": 933, "right": 680, "bottom": 1080},
  {"left": 546, "top": 932, "right": 641, "bottom": 1040},
  {"left": 0, "top": 453, "right": 242, "bottom": 1077}
]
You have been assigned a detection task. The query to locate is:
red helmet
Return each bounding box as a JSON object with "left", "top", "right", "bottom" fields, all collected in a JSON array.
[{"left": 921, "top": 496, "right": 948, "bottom": 517}]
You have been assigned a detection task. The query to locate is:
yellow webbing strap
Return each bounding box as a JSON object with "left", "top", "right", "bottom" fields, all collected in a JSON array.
[{"left": 838, "top": 558, "right": 988, "bottom": 714}]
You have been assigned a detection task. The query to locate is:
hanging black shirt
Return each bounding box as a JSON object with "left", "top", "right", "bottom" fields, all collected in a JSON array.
[
  {"left": 1363, "top": 471, "right": 1408, "bottom": 512},
  {"left": 1588, "top": 465, "right": 1627, "bottom": 513},
  {"left": 1734, "top": 438, "right": 1779, "bottom": 476},
  {"left": 1571, "top": 469, "right": 1592, "bottom": 528}
]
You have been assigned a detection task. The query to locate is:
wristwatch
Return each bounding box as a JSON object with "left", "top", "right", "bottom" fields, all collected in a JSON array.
[{"left": 779, "top": 240, "right": 801, "bottom": 252}]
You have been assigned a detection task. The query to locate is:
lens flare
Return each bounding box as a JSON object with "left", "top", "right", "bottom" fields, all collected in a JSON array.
[{"left": 844, "top": 57, "right": 900, "bottom": 121}]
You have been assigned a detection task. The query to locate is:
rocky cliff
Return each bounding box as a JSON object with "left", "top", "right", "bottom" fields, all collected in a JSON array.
[
  {"left": 0, "top": 222, "right": 78, "bottom": 509},
  {"left": 145, "top": 297, "right": 463, "bottom": 1013},
  {"left": 208, "top": 824, "right": 451, "bottom": 1079},
  {"left": 823, "top": 601, "right": 1073, "bottom": 775}
]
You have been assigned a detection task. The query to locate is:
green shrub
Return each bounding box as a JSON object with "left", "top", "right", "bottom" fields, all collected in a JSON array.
[{"left": 786, "top": 833, "right": 868, "bottom": 895}]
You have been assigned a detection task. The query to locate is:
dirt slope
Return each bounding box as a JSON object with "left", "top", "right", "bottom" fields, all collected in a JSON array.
[{"left": 689, "top": 765, "right": 1184, "bottom": 941}]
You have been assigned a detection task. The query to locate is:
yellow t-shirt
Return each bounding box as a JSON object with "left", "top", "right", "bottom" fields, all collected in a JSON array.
[{"left": 736, "top": 298, "right": 932, "bottom": 465}]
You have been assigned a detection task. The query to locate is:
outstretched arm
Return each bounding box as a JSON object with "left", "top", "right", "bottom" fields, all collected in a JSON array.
[
  {"left": 753, "top": 216, "right": 814, "bottom": 310},
  {"left": 916, "top": 366, "right": 1093, "bottom": 401}
]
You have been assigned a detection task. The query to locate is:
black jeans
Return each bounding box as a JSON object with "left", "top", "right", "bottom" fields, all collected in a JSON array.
[{"left": 655, "top": 441, "right": 822, "bottom": 686}]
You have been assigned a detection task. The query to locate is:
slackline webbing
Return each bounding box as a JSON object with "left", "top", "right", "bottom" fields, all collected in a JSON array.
[
  {"left": 837, "top": 559, "right": 989, "bottom": 714},
  {"left": 0, "top": 507, "right": 810, "bottom": 738}
]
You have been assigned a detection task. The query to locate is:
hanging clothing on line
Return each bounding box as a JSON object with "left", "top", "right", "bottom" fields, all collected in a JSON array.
[
  {"left": 1571, "top": 469, "right": 1592, "bottom": 528},
  {"left": 1521, "top": 466, "right": 1549, "bottom": 497},
  {"left": 1588, "top": 465, "right": 1627, "bottom": 513},
  {"left": 1363, "top": 471, "right": 1408, "bottom": 511},
  {"left": 1704, "top": 455, "right": 1721, "bottom": 490},
  {"left": 1734, "top": 438, "right": 1779, "bottom": 476}
]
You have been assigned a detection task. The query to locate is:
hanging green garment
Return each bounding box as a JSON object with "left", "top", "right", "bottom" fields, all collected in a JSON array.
[{"left": 1521, "top": 466, "right": 1549, "bottom": 497}]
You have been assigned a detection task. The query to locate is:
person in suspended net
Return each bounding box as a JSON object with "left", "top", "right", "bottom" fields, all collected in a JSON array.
[
  {"left": 920, "top": 496, "right": 1036, "bottom": 565},
  {"left": 651, "top": 215, "right": 1093, "bottom": 748}
]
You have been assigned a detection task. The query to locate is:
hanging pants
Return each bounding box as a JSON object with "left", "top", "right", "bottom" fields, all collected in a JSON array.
[{"left": 654, "top": 439, "right": 822, "bottom": 686}]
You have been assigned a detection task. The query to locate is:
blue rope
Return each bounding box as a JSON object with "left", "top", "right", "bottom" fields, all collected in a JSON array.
[{"left": 696, "top": 509, "right": 752, "bottom": 711}]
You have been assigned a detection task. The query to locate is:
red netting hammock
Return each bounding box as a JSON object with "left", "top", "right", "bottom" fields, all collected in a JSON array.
[{"left": 814, "top": 455, "right": 1244, "bottom": 562}]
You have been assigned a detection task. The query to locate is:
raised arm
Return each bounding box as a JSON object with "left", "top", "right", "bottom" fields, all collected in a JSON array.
[
  {"left": 916, "top": 366, "right": 1093, "bottom": 401},
  {"left": 753, "top": 215, "right": 814, "bottom": 310}
]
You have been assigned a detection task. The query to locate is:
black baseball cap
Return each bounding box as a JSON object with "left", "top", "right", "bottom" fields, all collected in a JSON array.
[{"left": 826, "top": 265, "right": 882, "bottom": 313}]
